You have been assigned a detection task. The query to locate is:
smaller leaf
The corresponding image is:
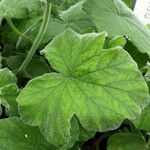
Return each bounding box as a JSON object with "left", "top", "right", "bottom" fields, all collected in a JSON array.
[
  {"left": 1, "top": 84, "right": 19, "bottom": 116},
  {"left": 59, "top": 1, "right": 95, "bottom": 33},
  {"left": 83, "top": 0, "right": 150, "bottom": 56},
  {"left": 0, "top": 68, "right": 16, "bottom": 88},
  {"left": 107, "top": 36, "right": 126, "bottom": 48},
  {"left": 0, "top": 0, "right": 42, "bottom": 23},
  {"left": 133, "top": 104, "right": 150, "bottom": 132},
  {"left": 107, "top": 132, "right": 149, "bottom": 150},
  {"left": 0, "top": 117, "right": 53, "bottom": 150},
  {"left": 0, "top": 68, "right": 19, "bottom": 116}
]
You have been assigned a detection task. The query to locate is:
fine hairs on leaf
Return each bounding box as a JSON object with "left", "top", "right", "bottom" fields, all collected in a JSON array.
[{"left": 0, "top": 0, "right": 150, "bottom": 149}]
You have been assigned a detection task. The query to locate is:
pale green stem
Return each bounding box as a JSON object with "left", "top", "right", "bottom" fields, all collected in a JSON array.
[
  {"left": 6, "top": 16, "right": 32, "bottom": 42},
  {"left": 18, "top": 2, "right": 51, "bottom": 75},
  {"left": 16, "top": 17, "right": 42, "bottom": 49}
]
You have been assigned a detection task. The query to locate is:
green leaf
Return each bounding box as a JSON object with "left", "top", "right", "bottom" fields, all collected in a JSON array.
[
  {"left": 59, "top": 1, "right": 95, "bottom": 33},
  {"left": 18, "top": 29, "right": 149, "bottom": 146},
  {"left": 0, "top": 68, "right": 19, "bottom": 116},
  {"left": 0, "top": 0, "right": 42, "bottom": 23},
  {"left": 0, "top": 68, "right": 16, "bottom": 87},
  {"left": 107, "top": 132, "right": 149, "bottom": 150},
  {"left": 107, "top": 36, "right": 126, "bottom": 48},
  {"left": 1, "top": 84, "right": 19, "bottom": 116},
  {"left": 133, "top": 104, "right": 150, "bottom": 132},
  {"left": 0, "top": 117, "right": 53, "bottom": 150},
  {"left": 83, "top": 0, "right": 150, "bottom": 56}
]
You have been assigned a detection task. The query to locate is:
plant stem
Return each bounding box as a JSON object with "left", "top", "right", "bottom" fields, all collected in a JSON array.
[
  {"left": 6, "top": 16, "right": 32, "bottom": 43},
  {"left": 16, "top": 17, "right": 42, "bottom": 49},
  {"left": 18, "top": 1, "right": 51, "bottom": 75}
]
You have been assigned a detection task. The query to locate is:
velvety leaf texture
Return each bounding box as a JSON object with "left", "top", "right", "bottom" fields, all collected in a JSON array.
[
  {"left": 107, "top": 132, "right": 149, "bottom": 150},
  {"left": 0, "top": 117, "right": 53, "bottom": 150},
  {"left": 18, "top": 29, "right": 149, "bottom": 146},
  {"left": 83, "top": 0, "right": 150, "bottom": 56}
]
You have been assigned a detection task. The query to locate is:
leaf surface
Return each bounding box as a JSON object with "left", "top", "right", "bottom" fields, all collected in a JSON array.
[
  {"left": 107, "top": 132, "right": 149, "bottom": 150},
  {"left": 83, "top": 0, "right": 150, "bottom": 56},
  {"left": 18, "top": 29, "right": 149, "bottom": 146}
]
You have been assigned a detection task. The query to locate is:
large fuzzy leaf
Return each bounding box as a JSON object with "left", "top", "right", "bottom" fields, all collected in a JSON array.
[
  {"left": 83, "top": 0, "right": 150, "bottom": 56},
  {"left": 0, "top": 117, "right": 53, "bottom": 150},
  {"left": 107, "top": 132, "right": 149, "bottom": 150},
  {"left": 18, "top": 29, "right": 149, "bottom": 146}
]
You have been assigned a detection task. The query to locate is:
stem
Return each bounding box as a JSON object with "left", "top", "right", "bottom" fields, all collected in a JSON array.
[
  {"left": 16, "top": 17, "right": 42, "bottom": 49},
  {"left": 18, "top": 1, "right": 51, "bottom": 75},
  {"left": 6, "top": 16, "right": 32, "bottom": 43}
]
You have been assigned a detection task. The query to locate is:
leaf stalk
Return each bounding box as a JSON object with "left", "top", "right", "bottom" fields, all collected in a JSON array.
[
  {"left": 6, "top": 16, "right": 32, "bottom": 43},
  {"left": 18, "top": 1, "right": 51, "bottom": 75}
]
